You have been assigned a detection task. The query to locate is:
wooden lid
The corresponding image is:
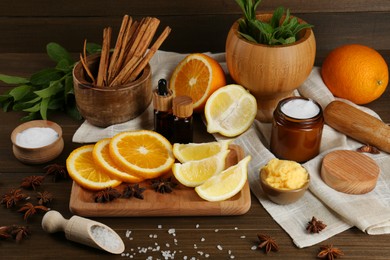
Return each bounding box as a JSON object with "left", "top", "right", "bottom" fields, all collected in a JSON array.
[
  {"left": 173, "top": 96, "right": 193, "bottom": 118},
  {"left": 320, "top": 150, "right": 380, "bottom": 194},
  {"left": 152, "top": 89, "right": 173, "bottom": 112}
]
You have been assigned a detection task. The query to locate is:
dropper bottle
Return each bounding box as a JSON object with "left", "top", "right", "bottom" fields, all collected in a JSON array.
[
  {"left": 172, "top": 95, "right": 193, "bottom": 144},
  {"left": 152, "top": 79, "right": 174, "bottom": 141}
]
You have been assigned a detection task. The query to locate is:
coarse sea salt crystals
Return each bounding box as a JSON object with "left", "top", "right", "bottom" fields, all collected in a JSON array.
[
  {"left": 281, "top": 98, "right": 320, "bottom": 119},
  {"left": 90, "top": 225, "right": 124, "bottom": 253},
  {"left": 16, "top": 127, "right": 59, "bottom": 148}
]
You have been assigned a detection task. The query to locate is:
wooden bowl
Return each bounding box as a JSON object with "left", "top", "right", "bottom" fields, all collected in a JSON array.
[
  {"left": 260, "top": 168, "right": 310, "bottom": 205},
  {"left": 226, "top": 14, "right": 316, "bottom": 122},
  {"left": 73, "top": 54, "right": 152, "bottom": 127},
  {"left": 11, "top": 120, "right": 64, "bottom": 164}
]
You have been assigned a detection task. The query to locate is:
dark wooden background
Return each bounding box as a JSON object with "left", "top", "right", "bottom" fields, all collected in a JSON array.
[{"left": 1, "top": 0, "right": 389, "bottom": 65}]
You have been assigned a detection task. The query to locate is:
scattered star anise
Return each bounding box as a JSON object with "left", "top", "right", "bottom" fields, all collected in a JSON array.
[
  {"left": 94, "top": 187, "right": 121, "bottom": 203},
  {"left": 20, "top": 175, "right": 45, "bottom": 190},
  {"left": 122, "top": 184, "right": 145, "bottom": 200},
  {"left": 257, "top": 234, "right": 279, "bottom": 254},
  {"left": 8, "top": 225, "right": 30, "bottom": 243},
  {"left": 0, "top": 226, "right": 11, "bottom": 239},
  {"left": 1, "top": 189, "right": 27, "bottom": 208},
  {"left": 317, "top": 245, "right": 344, "bottom": 260},
  {"left": 151, "top": 177, "right": 177, "bottom": 194},
  {"left": 37, "top": 191, "right": 53, "bottom": 206},
  {"left": 357, "top": 144, "right": 380, "bottom": 154},
  {"left": 306, "top": 216, "right": 327, "bottom": 233},
  {"left": 18, "top": 202, "right": 48, "bottom": 221},
  {"left": 44, "top": 163, "right": 68, "bottom": 181}
]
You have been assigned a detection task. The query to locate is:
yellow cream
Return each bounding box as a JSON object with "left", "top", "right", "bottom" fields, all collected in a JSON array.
[{"left": 261, "top": 158, "right": 308, "bottom": 190}]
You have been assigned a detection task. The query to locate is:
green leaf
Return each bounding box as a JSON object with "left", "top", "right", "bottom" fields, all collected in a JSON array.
[
  {"left": 40, "top": 97, "right": 50, "bottom": 119},
  {"left": 47, "top": 42, "right": 74, "bottom": 64},
  {"left": 86, "top": 42, "right": 102, "bottom": 54},
  {"left": 21, "top": 112, "right": 40, "bottom": 122},
  {"left": 23, "top": 102, "right": 40, "bottom": 112},
  {"left": 30, "top": 68, "right": 63, "bottom": 86},
  {"left": 0, "top": 74, "right": 29, "bottom": 85},
  {"left": 270, "top": 6, "right": 284, "bottom": 28},
  {"left": 34, "top": 80, "right": 63, "bottom": 99},
  {"left": 56, "top": 59, "right": 73, "bottom": 72},
  {"left": 9, "top": 85, "right": 32, "bottom": 101}
]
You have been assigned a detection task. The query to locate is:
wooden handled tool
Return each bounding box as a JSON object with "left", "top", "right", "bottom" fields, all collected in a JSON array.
[
  {"left": 41, "top": 210, "right": 125, "bottom": 254},
  {"left": 324, "top": 100, "right": 390, "bottom": 153}
]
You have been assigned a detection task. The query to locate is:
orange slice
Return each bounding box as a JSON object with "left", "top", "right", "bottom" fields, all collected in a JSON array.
[
  {"left": 109, "top": 130, "right": 175, "bottom": 179},
  {"left": 93, "top": 138, "right": 144, "bottom": 183},
  {"left": 169, "top": 53, "right": 226, "bottom": 112},
  {"left": 66, "top": 145, "right": 122, "bottom": 191}
]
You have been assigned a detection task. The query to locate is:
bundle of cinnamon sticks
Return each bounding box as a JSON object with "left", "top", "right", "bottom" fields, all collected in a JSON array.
[{"left": 80, "top": 15, "right": 171, "bottom": 87}]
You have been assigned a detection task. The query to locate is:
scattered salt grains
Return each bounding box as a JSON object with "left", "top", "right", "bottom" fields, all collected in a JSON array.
[
  {"left": 158, "top": 225, "right": 163, "bottom": 229},
  {"left": 217, "top": 245, "right": 223, "bottom": 251},
  {"left": 200, "top": 237, "right": 205, "bottom": 242},
  {"left": 195, "top": 224, "right": 199, "bottom": 228},
  {"left": 240, "top": 235, "right": 246, "bottom": 239},
  {"left": 214, "top": 229, "right": 219, "bottom": 232},
  {"left": 90, "top": 225, "right": 122, "bottom": 252},
  {"left": 251, "top": 245, "right": 258, "bottom": 250}
]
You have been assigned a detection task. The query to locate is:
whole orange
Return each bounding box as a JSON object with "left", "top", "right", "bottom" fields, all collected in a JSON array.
[
  {"left": 321, "top": 44, "right": 388, "bottom": 104},
  {"left": 170, "top": 53, "right": 226, "bottom": 112}
]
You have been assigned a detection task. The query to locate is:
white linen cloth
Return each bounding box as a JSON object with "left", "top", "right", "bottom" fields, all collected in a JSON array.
[{"left": 72, "top": 51, "right": 390, "bottom": 248}]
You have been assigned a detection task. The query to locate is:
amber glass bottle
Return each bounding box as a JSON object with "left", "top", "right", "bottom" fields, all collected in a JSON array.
[
  {"left": 153, "top": 79, "right": 173, "bottom": 141},
  {"left": 172, "top": 96, "right": 193, "bottom": 144},
  {"left": 270, "top": 97, "right": 324, "bottom": 163}
]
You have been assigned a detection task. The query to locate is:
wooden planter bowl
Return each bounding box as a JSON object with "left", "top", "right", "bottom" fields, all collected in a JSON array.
[
  {"left": 73, "top": 54, "right": 152, "bottom": 127},
  {"left": 226, "top": 14, "right": 316, "bottom": 122}
]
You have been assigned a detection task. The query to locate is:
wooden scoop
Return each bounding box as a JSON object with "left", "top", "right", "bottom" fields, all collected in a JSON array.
[
  {"left": 41, "top": 210, "right": 124, "bottom": 254},
  {"left": 324, "top": 100, "right": 390, "bottom": 153}
]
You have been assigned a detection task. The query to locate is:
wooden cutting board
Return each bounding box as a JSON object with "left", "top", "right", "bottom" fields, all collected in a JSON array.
[
  {"left": 69, "top": 145, "right": 251, "bottom": 217},
  {"left": 321, "top": 150, "right": 380, "bottom": 194}
]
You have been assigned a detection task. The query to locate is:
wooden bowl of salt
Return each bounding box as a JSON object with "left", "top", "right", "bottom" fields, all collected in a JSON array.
[
  {"left": 11, "top": 120, "right": 64, "bottom": 164},
  {"left": 321, "top": 150, "right": 380, "bottom": 194}
]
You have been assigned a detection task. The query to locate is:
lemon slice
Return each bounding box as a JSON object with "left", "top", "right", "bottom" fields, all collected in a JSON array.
[
  {"left": 204, "top": 84, "right": 257, "bottom": 137},
  {"left": 92, "top": 138, "right": 144, "bottom": 183},
  {"left": 172, "top": 150, "right": 229, "bottom": 187},
  {"left": 195, "top": 156, "right": 251, "bottom": 202},
  {"left": 109, "top": 130, "right": 175, "bottom": 179},
  {"left": 66, "top": 145, "right": 122, "bottom": 191},
  {"left": 173, "top": 140, "right": 231, "bottom": 163}
]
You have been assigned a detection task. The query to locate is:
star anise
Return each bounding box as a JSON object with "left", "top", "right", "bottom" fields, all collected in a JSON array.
[
  {"left": 257, "top": 234, "right": 279, "bottom": 254},
  {"left": 1, "top": 189, "right": 27, "bottom": 208},
  {"left": 151, "top": 177, "right": 177, "bottom": 194},
  {"left": 94, "top": 187, "right": 121, "bottom": 203},
  {"left": 0, "top": 226, "right": 11, "bottom": 239},
  {"left": 122, "top": 184, "right": 145, "bottom": 200},
  {"left": 44, "top": 163, "right": 68, "bottom": 181},
  {"left": 18, "top": 202, "right": 48, "bottom": 221},
  {"left": 357, "top": 144, "right": 380, "bottom": 154},
  {"left": 20, "top": 175, "right": 45, "bottom": 190},
  {"left": 8, "top": 225, "right": 30, "bottom": 243},
  {"left": 37, "top": 191, "right": 53, "bottom": 206},
  {"left": 317, "top": 245, "right": 344, "bottom": 260},
  {"left": 306, "top": 216, "right": 327, "bottom": 233}
]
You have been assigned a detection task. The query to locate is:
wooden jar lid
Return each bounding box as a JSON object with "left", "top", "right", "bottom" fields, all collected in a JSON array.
[
  {"left": 152, "top": 89, "right": 173, "bottom": 112},
  {"left": 320, "top": 150, "right": 380, "bottom": 194},
  {"left": 173, "top": 96, "right": 193, "bottom": 118}
]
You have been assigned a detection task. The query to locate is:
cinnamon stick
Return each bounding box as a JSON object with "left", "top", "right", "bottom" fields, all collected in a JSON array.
[
  {"left": 96, "top": 27, "right": 112, "bottom": 87},
  {"left": 127, "top": 26, "right": 171, "bottom": 82},
  {"left": 79, "top": 40, "right": 96, "bottom": 85}
]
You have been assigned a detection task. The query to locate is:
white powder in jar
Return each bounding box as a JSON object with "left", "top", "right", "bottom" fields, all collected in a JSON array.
[
  {"left": 16, "top": 127, "right": 59, "bottom": 148},
  {"left": 281, "top": 98, "right": 320, "bottom": 119}
]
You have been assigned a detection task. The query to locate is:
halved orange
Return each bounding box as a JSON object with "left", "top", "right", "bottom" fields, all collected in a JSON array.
[
  {"left": 93, "top": 138, "right": 144, "bottom": 183},
  {"left": 169, "top": 53, "right": 226, "bottom": 112},
  {"left": 66, "top": 145, "right": 122, "bottom": 191},
  {"left": 109, "top": 130, "right": 175, "bottom": 179}
]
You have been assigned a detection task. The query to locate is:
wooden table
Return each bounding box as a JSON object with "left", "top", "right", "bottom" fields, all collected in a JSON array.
[{"left": 0, "top": 54, "right": 389, "bottom": 259}]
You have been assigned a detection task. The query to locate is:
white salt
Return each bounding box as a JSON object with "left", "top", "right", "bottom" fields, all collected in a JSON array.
[
  {"left": 281, "top": 98, "right": 320, "bottom": 119},
  {"left": 90, "top": 225, "right": 122, "bottom": 252},
  {"left": 16, "top": 127, "right": 58, "bottom": 148}
]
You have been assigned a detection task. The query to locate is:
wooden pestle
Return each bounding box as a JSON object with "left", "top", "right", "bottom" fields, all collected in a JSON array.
[
  {"left": 324, "top": 100, "right": 390, "bottom": 153},
  {"left": 41, "top": 210, "right": 125, "bottom": 254}
]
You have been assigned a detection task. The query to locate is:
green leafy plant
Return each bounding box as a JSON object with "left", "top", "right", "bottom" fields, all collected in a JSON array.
[
  {"left": 0, "top": 42, "right": 100, "bottom": 121},
  {"left": 235, "top": 0, "right": 313, "bottom": 45}
]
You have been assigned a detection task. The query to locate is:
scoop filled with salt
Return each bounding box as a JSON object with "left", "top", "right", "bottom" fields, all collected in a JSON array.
[{"left": 41, "top": 210, "right": 125, "bottom": 254}]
